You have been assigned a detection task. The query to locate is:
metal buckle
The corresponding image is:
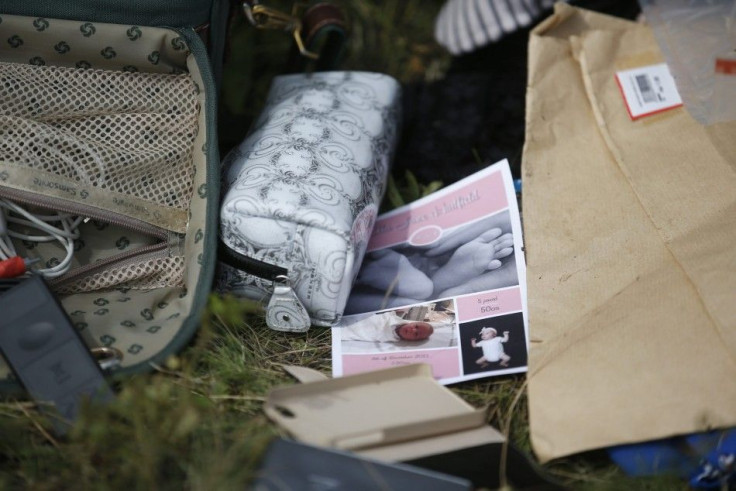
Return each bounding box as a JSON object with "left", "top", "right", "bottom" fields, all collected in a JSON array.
[
  {"left": 242, "top": 3, "right": 319, "bottom": 60},
  {"left": 91, "top": 346, "right": 124, "bottom": 371}
]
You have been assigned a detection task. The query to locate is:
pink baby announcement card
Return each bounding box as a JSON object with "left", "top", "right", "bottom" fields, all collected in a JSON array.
[{"left": 332, "top": 159, "right": 528, "bottom": 384}]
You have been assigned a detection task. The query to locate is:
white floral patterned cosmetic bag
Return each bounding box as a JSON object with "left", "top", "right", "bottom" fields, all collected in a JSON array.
[{"left": 218, "top": 71, "right": 401, "bottom": 332}]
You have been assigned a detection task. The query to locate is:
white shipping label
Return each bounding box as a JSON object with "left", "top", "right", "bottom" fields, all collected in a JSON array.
[{"left": 615, "top": 63, "right": 683, "bottom": 120}]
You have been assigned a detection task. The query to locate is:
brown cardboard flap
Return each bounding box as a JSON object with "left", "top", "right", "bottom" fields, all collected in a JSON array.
[
  {"left": 524, "top": 4, "right": 736, "bottom": 462},
  {"left": 265, "top": 364, "right": 504, "bottom": 460}
]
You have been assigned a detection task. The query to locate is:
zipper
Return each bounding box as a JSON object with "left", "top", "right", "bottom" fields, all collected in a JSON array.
[
  {"left": 50, "top": 243, "right": 169, "bottom": 289},
  {"left": 0, "top": 186, "right": 167, "bottom": 240},
  {"left": 0, "top": 185, "right": 173, "bottom": 288},
  {"left": 266, "top": 275, "right": 311, "bottom": 333},
  {"left": 218, "top": 239, "right": 311, "bottom": 332},
  {"left": 217, "top": 239, "right": 287, "bottom": 279}
]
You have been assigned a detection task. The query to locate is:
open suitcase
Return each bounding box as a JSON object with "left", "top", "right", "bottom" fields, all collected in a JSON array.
[{"left": 0, "top": 0, "right": 224, "bottom": 390}]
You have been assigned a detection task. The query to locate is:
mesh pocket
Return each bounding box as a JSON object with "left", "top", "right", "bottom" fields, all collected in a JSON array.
[
  {"left": 0, "top": 61, "right": 200, "bottom": 294},
  {"left": 55, "top": 256, "right": 186, "bottom": 296},
  {"left": 0, "top": 61, "right": 199, "bottom": 212}
]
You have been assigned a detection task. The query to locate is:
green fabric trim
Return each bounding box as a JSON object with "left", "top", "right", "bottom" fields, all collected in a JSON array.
[
  {"left": 207, "top": 0, "right": 230, "bottom": 92},
  {"left": 1, "top": 0, "right": 217, "bottom": 29},
  {"left": 114, "top": 27, "right": 219, "bottom": 377}
]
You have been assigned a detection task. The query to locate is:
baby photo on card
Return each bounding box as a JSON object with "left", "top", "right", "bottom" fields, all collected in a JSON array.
[
  {"left": 344, "top": 209, "right": 518, "bottom": 315},
  {"left": 339, "top": 300, "right": 457, "bottom": 354},
  {"left": 459, "top": 312, "right": 528, "bottom": 376},
  {"left": 332, "top": 160, "right": 529, "bottom": 384}
]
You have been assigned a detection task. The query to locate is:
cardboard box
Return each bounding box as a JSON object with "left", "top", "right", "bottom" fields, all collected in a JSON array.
[{"left": 265, "top": 364, "right": 561, "bottom": 489}]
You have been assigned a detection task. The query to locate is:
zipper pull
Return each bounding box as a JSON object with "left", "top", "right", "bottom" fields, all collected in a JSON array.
[{"left": 266, "top": 275, "right": 311, "bottom": 333}]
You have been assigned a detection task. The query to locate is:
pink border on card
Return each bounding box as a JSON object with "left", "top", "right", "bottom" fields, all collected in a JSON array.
[
  {"left": 342, "top": 349, "right": 461, "bottom": 380},
  {"left": 456, "top": 287, "right": 523, "bottom": 323},
  {"left": 368, "top": 171, "right": 508, "bottom": 250}
]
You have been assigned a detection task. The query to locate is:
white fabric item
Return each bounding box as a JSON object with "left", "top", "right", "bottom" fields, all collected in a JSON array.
[{"left": 434, "top": 0, "right": 557, "bottom": 55}]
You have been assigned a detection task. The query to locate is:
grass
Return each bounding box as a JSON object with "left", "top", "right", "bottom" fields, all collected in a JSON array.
[
  {"left": 1, "top": 294, "right": 687, "bottom": 489},
  {"left": 0, "top": 1, "right": 693, "bottom": 489}
]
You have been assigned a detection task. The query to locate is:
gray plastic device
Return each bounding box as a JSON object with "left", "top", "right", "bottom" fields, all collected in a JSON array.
[{"left": 0, "top": 275, "right": 114, "bottom": 434}]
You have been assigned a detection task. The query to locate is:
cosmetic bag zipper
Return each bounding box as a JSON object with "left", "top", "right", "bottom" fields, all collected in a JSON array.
[
  {"left": 0, "top": 185, "right": 176, "bottom": 290},
  {"left": 218, "top": 239, "right": 311, "bottom": 332}
]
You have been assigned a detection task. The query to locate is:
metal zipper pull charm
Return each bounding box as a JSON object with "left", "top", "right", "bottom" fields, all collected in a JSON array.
[{"left": 266, "top": 275, "right": 311, "bottom": 333}]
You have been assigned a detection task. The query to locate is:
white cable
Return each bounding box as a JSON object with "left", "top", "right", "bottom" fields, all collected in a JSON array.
[
  {"left": 0, "top": 239, "right": 16, "bottom": 259},
  {"left": 0, "top": 198, "right": 82, "bottom": 278},
  {"left": 37, "top": 228, "right": 75, "bottom": 279},
  {"left": 2, "top": 200, "right": 79, "bottom": 238},
  {"left": 0, "top": 208, "right": 16, "bottom": 259}
]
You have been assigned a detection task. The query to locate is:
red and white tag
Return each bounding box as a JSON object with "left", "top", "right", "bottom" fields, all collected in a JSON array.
[{"left": 615, "top": 63, "right": 683, "bottom": 120}]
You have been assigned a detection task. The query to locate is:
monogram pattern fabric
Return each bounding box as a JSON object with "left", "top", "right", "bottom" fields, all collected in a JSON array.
[
  {"left": 0, "top": 15, "right": 213, "bottom": 379},
  {"left": 0, "top": 14, "right": 190, "bottom": 73},
  {"left": 219, "top": 72, "right": 401, "bottom": 326}
]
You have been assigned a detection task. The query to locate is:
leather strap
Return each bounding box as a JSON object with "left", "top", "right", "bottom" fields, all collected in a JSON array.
[
  {"left": 301, "top": 2, "right": 347, "bottom": 46},
  {"left": 288, "top": 1, "right": 348, "bottom": 72}
]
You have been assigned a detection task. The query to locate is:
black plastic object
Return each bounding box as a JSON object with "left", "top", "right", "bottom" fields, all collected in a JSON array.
[
  {"left": 253, "top": 438, "right": 473, "bottom": 490},
  {"left": 0, "top": 278, "right": 23, "bottom": 294},
  {"left": 406, "top": 442, "right": 565, "bottom": 491},
  {"left": 0, "top": 275, "right": 114, "bottom": 434}
]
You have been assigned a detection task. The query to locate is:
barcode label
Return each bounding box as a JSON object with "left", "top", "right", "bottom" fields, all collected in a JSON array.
[
  {"left": 635, "top": 74, "right": 657, "bottom": 103},
  {"left": 615, "top": 63, "right": 683, "bottom": 120}
]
